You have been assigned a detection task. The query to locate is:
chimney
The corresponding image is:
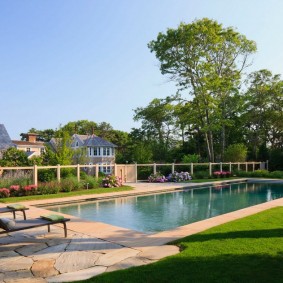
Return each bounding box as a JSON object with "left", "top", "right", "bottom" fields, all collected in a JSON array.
[{"left": 27, "top": 133, "right": 37, "bottom": 143}]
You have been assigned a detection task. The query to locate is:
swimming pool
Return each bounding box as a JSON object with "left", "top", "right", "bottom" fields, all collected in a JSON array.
[{"left": 47, "top": 182, "right": 283, "bottom": 233}]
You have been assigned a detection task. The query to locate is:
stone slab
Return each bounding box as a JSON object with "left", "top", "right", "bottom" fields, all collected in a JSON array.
[
  {"left": 107, "top": 256, "right": 153, "bottom": 272},
  {"left": 138, "top": 245, "right": 179, "bottom": 260},
  {"left": 0, "top": 256, "right": 34, "bottom": 272},
  {"left": 16, "top": 243, "right": 48, "bottom": 256},
  {"left": 4, "top": 269, "right": 34, "bottom": 282},
  {"left": 54, "top": 251, "right": 100, "bottom": 273},
  {"left": 31, "top": 259, "right": 58, "bottom": 278},
  {"left": 32, "top": 243, "right": 68, "bottom": 261},
  {"left": 47, "top": 266, "right": 107, "bottom": 282},
  {"left": 96, "top": 247, "right": 139, "bottom": 267},
  {"left": 5, "top": 278, "right": 46, "bottom": 283},
  {"left": 66, "top": 235, "right": 122, "bottom": 252},
  {"left": 0, "top": 250, "right": 19, "bottom": 259}
]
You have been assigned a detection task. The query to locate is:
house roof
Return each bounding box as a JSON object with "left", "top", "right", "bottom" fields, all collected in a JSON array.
[
  {"left": 84, "top": 135, "right": 117, "bottom": 147},
  {"left": 12, "top": 140, "right": 45, "bottom": 147},
  {"left": 0, "top": 124, "right": 14, "bottom": 150}
]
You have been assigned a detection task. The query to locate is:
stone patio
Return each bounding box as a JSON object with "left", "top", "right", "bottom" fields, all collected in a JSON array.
[{"left": 0, "top": 180, "right": 282, "bottom": 282}]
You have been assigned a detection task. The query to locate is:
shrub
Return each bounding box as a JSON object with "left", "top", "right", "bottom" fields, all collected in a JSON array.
[
  {"left": 138, "top": 167, "right": 153, "bottom": 180},
  {"left": 0, "top": 188, "right": 10, "bottom": 198},
  {"left": 269, "top": 171, "right": 283, "bottom": 178},
  {"left": 193, "top": 171, "right": 210, "bottom": 179},
  {"left": 83, "top": 175, "right": 100, "bottom": 189},
  {"left": 38, "top": 169, "right": 56, "bottom": 182},
  {"left": 21, "top": 185, "right": 37, "bottom": 196},
  {"left": 181, "top": 154, "right": 200, "bottom": 163},
  {"left": 224, "top": 143, "right": 247, "bottom": 162},
  {"left": 102, "top": 175, "right": 123, "bottom": 188},
  {"left": 60, "top": 179, "right": 75, "bottom": 192},
  {"left": 38, "top": 181, "right": 60, "bottom": 195},
  {"left": 148, "top": 172, "right": 167, "bottom": 183},
  {"left": 9, "top": 185, "right": 20, "bottom": 197},
  {"left": 213, "top": 171, "right": 231, "bottom": 178},
  {"left": 167, "top": 171, "right": 192, "bottom": 182}
]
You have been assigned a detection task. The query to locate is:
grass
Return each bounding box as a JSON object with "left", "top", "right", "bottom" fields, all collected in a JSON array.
[
  {"left": 76, "top": 207, "right": 283, "bottom": 283},
  {"left": 0, "top": 186, "right": 133, "bottom": 203}
]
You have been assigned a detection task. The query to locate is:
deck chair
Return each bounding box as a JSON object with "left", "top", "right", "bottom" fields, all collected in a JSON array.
[
  {"left": 0, "top": 217, "right": 70, "bottom": 237},
  {"left": 0, "top": 206, "right": 29, "bottom": 220}
]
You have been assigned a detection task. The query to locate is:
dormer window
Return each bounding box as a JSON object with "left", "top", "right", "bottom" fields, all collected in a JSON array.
[
  {"left": 76, "top": 141, "right": 79, "bottom": 147},
  {"left": 26, "top": 148, "right": 31, "bottom": 152}
]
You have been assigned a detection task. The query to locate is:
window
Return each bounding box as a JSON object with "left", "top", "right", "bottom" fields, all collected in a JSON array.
[
  {"left": 103, "top": 147, "right": 110, "bottom": 156},
  {"left": 99, "top": 164, "right": 112, "bottom": 174},
  {"left": 40, "top": 148, "right": 44, "bottom": 154},
  {"left": 26, "top": 148, "right": 31, "bottom": 152},
  {"left": 93, "top": 147, "right": 98, "bottom": 156},
  {"left": 89, "top": 147, "right": 92, "bottom": 156},
  {"left": 76, "top": 141, "right": 79, "bottom": 147}
]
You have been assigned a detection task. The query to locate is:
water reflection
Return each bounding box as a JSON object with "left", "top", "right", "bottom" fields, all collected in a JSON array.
[{"left": 49, "top": 182, "right": 283, "bottom": 233}]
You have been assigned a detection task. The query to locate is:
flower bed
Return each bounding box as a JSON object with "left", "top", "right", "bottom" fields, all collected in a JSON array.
[
  {"left": 0, "top": 184, "right": 38, "bottom": 198},
  {"left": 167, "top": 171, "right": 192, "bottom": 182},
  {"left": 213, "top": 171, "right": 231, "bottom": 178},
  {"left": 148, "top": 172, "right": 167, "bottom": 183},
  {"left": 102, "top": 175, "right": 123, "bottom": 188}
]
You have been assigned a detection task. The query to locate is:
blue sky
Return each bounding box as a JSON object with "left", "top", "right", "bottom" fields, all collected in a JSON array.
[{"left": 1, "top": 0, "right": 283, "bottom": 139}]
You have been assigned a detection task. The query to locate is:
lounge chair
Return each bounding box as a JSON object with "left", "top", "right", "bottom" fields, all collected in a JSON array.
[
  {"left": 0, "top": 206, "right": 29, "bottom": 220},
  {"left": 0, "top": 217, "right": 70, "bottom": 237}
]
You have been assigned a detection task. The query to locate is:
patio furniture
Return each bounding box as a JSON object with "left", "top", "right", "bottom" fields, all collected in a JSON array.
[
  {"left": 0, "top": 217, "right": 70, "bottom": 237},
  {"left": 0, "top": 206, "right": 29, "bottom": 220}
]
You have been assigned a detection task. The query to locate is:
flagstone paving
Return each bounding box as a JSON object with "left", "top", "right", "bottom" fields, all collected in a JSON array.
[{"left": 0, "top": 180, "right": 282, "bottom": 282}]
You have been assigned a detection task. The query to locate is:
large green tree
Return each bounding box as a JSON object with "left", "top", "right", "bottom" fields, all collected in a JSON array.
[
  {"left": 133, "top": 98, "right": 175, "bottom": 161},
  {"left": 148, "top": 18, "right": 257, "bottom": 161},
  {"left": 243, "top": 69, "right": 283, "bottom": 159}
]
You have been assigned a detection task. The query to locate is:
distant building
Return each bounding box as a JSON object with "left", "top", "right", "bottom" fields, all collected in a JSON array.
[
  {"left": 0, "top": 124, "right": 14, "bottom": 158},
  {"left": 12, "top": 133, "right": 45, "bottom": 158},
  {"left": 50, "top": 134, "right": 117, "bottom": 173}
]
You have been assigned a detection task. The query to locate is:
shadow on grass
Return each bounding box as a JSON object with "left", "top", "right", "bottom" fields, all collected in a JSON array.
[{"left": 81, "top": 253, "right": 283, "bottom": 283}]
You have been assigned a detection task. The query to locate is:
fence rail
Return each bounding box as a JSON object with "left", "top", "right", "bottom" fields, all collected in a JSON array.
[{"left": 0, "top": 161, "right": 266, "bottom": 185}]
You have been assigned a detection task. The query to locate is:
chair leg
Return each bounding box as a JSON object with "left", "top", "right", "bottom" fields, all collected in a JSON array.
[
  {"left": 23, "top": 210, "right": 27, "bottom": 220},
  {"left": 63, "top": 222, "right": 67, "bottom": 237},
  {"left": 48, "top": 225, "right": 50, "bottom": 233},
  {"left": 12, "top": 211, "right": 16, "bottom": 219}
]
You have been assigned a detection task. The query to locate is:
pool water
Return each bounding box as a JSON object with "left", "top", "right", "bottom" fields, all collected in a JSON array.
[{"left": 47, "top": 182, "right": 283, "bottom": 233}]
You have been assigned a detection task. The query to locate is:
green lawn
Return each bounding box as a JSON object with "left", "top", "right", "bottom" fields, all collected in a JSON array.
[
  {"left": 0, "top": 186, "right": 133, "bottom": 203},
  {"left": 77, "top": 207, "right": 283, "bottom": 283}
]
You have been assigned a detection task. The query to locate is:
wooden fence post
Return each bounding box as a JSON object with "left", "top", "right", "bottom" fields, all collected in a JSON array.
[
  {"left": 57, "top": 164, "right": 61, "bottom": 183},
  {"left": 135, "top": 162, "right": 138, "bottom": 183},
  {"left": 190, "top": 163, "right": 194, "bottom": 175},
  {"left": 95, "top": 164, "right": 99, "bottom": 179},
  {"left": 77, "top": 164, "right": 80, "bottom": 182},
  {"left": 114, "top": 163, "right": 117, "bottom": 175},
  {"left": 209, "top": 162, "right": 212, "bottom": 176},
  {"left": 153, "top": 163, "right": 157, "bottom": 175},
  {"left": 229, "top": 162, "right": 232, "bottom": 172},
  {"left": 172, "top": 163, "right": 175, "bottom": 173},
  {"left": 245, "top": 162, "right": 248, "bottom": 172},
  {"left": 220, "top": 162, "right": 223, "bottom": 172},
  {"left": 252, "top": 162, "right": 255, "bottom": 172},
  {"left": 33, "top": 165, "right": 38, "bottom": 186}
]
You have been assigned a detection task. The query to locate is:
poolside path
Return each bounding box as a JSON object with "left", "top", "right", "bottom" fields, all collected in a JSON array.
[{"left": 0, "top": 179, "right": 282, "bottom": 282}]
